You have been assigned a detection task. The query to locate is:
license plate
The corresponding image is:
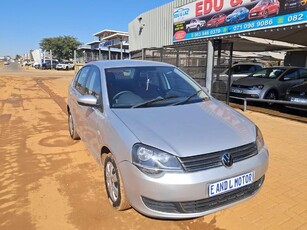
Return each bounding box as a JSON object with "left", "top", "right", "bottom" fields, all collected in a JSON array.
[
  {"left": 231, "top": 89, "right": 243, "bottom": 93},
  {"left": 290, "top": 97, "right": 307, "bottom": 103},
  {"left": 251, "top": 13, "right": 256, "bottom": 16},
  {"left": 208, "top": 172, "right": 254, "bottom": 197}
]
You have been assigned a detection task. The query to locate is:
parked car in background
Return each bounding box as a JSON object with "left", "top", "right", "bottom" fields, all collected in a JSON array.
[
  {"left": 67, "top": 60, "right": 269, "bottom": 219},
  {"left": 41, "top": 59, "right": 59, "bottom": 69},
  {"left": 186, "top": 18, "right": 206, "bottom": 32},
  {"left": 207, "top": 13, "right": 227, "bottom": 27},
  {"left": 285, "top": 81, "right": 307, "bottom": 111},
  {"left": 219, "top": 63, "right": 264, "bottom": 83},
  {"left": 226, "top": 7, "right": 249, "bottom": 23},
  {"left": 56, "top": 61, "right": 74, "bottom": 70},
  {"left": 249, "top": 0, "right": 280, "bottom": 19},
  {"left": 231, "top": 67, "right": 307, "bottom": 100}
]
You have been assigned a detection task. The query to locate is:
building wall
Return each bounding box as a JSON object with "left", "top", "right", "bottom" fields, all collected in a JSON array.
[
  {"left": 128, "top": 0, "right": 197, "bottom": 52},
  {"left": 284, "top": 51, "right": 307, "bottom": 67}
]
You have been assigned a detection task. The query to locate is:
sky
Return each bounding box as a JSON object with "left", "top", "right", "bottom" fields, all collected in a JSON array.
[{"left": 0, "top": 0, "right": 173, "bottom": 58}]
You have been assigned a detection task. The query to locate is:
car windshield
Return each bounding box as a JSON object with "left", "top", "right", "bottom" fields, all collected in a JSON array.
[
  {"left": 249, "top": 68, "right": 286, "bottom": 79},
  {"left": 256, "top": 0, "right": 269, "bottom": 6},
  {"left": 233, "top": 8, "right": 241, "bottom": 13},
  {"left": 105, "top": 66, "right": 208, "bottom": 108}
]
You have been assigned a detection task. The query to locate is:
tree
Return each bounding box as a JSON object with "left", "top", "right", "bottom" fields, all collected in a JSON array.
[
  {"left": 39, "top": 36, "right": 81, "bottom": 61},
  {"left": 15, "top": 54, "right": 21, "bottom": 60}
]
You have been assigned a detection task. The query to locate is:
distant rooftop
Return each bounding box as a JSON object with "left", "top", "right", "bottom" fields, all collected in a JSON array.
[{"left": 93, "top": 29, "right": 128, "bottom": 40}]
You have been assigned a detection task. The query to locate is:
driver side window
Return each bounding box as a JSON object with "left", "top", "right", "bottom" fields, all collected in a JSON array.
[{"left": 84, "top": 67, "right": 101, "bottom": 100}]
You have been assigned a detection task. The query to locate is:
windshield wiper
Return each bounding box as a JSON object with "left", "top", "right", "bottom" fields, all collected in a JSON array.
[
  {"left": 132, "top": 96, "right": 178, "bottom": 108},
  {"left": 171, "top": 90, "right": 205, "bottom": 106}
]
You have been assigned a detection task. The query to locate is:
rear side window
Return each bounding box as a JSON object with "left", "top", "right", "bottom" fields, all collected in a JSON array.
[{"left": 74, "top": 66, "right": 90, "bottom": 94}]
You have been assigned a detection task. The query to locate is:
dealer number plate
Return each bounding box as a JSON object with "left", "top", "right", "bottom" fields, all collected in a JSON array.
[
  {"left": 208, "top": 172, "right": 254, "bottom": 197},
  {"left": 231, "top": 89, "right": 243, "bottom": 94},
  {"left": 291, "top": 97, "right": 307, "bottom": 104}
]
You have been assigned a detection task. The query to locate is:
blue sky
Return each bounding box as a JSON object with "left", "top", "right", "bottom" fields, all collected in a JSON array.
[{"left": 0, "top": 0, "right": 172, "bottom": 57}]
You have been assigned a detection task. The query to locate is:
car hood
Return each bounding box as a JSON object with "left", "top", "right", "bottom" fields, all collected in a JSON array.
[
  {"left": 112, "top": 100, "right": 255, "bottom": 157},
  {"left": 233, "top": 77, "right": 274, "bottom": 86}
]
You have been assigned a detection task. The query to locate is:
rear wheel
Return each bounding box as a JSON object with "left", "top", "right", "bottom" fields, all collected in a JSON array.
[
  {"left": 68, "top": 111, "right": 80, "bottom": 140},
  {"left": 104, "top": 153, "right": 130, "bottom": 211}
]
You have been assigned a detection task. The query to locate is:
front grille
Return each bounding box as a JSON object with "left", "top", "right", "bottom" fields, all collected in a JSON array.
[
  {"left": 142, "top": 176, "right": 265, "bottom": 214},
  {"left": 179, "top": 142, "right": 258, "bottom": 172},
  {"left": 231, "top": 84, "right": 251, "bottom": 89}
]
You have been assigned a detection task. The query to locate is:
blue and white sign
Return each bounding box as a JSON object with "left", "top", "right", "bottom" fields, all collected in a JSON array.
[{"left": 173, "top": 0, "right": 307, "bottom": 42}]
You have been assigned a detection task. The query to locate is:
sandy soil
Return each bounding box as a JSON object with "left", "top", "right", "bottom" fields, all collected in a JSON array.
[{"left": 0, "top": 64, "right": 306, "bottom": 230}]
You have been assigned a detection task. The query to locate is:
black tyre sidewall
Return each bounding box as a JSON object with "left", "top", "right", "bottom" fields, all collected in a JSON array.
[
  {"left": 104, "top": 155, "right": 122, "bottom": 208},
  {"left": 68, "top": 112, "right": 79, "bottom": 140}
]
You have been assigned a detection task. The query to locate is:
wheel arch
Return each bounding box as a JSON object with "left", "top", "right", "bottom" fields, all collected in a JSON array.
[{"left": 264, "top": 88, "right": 279, "bottom": 99}]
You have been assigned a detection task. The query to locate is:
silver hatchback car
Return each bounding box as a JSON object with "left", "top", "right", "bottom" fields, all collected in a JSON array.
[{"left": 67, "top": 60, "right": 269, "bottom": 219}]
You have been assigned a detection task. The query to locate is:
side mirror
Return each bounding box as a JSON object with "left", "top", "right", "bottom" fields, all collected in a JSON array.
[{"left": 77, "top": 95, "right": 98, "bottom": 107}]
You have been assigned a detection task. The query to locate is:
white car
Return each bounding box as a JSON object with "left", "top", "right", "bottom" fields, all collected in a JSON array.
[
  {"left": 56, "top": 61, "right": 74, "bottom": 70},
  {"left": 186, "top": 18, "right": 206, "bottom": 32}
]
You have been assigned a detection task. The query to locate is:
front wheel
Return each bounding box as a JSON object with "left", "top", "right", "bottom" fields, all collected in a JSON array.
[
  {"left": 265, "top": 90, "right": 278, "bottom": 105},
  {"left": 104, "top": 153, "right": 130, "bottom": 211},
  {"left": 265, "top": 90, "right": 278, "bottom": 100}
]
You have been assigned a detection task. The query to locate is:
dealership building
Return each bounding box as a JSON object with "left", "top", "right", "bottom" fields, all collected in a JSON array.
[
  {"left": 77, "top": 30, "right": 129, "bottom": 63},
  {"left": 128, "top": 0, "right": 307, "bottom": 100}
]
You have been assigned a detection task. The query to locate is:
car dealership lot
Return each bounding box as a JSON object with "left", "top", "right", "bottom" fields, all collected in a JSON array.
[{"left": 0, "top": 66, "right": 307, "bottom": 229}]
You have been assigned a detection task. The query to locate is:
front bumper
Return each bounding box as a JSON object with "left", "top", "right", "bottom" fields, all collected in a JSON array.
[
  {"left": 119, "top": 147, "right": 269, "bottom": 219},
  {"left": 230, "top": 87, "right": 263, "bottom": 99}
]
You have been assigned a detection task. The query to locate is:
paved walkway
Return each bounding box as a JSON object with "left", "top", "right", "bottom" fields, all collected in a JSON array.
[{"left": 209, "top": 111, "right": 307, "bottom": 230}]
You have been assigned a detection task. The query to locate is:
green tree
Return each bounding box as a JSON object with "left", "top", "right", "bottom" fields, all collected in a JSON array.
[{"left": 39, "top": 36, "right": 81, "bottom": 61}]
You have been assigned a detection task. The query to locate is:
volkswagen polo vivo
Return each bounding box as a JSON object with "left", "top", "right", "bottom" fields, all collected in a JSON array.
[{"left": 67, "top": 60, "right": 269, "bottom": 219}]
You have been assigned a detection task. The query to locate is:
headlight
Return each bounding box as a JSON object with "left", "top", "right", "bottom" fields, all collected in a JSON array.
[
  {"left": 249, "top": 85, "right": 264, "bottom": 90},
  {"left": 132, "top": 144, "right": 183, "bottom": 176},
  {"left": 256, "top": 127, "right": 264, "bottom": 152}
]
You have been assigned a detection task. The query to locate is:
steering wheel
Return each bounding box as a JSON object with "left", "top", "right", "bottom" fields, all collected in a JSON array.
[{"left": 112, "top": 91, "right": 133, "bottom": 102}]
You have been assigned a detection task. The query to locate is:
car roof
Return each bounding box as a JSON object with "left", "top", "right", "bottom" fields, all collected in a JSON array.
[
  {"left": 232, "top": 62, "right": 263, "bottom": 66},
  {"left": 263, "top": 66, "right": 303, "bottom": 70},
  {"left": 85, "top": 60, "right": 174, "bottom": 69}
]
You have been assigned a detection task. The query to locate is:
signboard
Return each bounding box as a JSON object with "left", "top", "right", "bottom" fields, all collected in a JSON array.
[
  {"left": 99, "top": 38, "right": 129, "bottom": 48},
  {"left": 173, "top": 0, "right": 307, "bottom": 42}
]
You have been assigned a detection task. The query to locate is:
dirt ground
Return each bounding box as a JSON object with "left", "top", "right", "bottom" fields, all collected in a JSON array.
[{"left": 1, "top": 63, "right": 307, "bottom": 230}]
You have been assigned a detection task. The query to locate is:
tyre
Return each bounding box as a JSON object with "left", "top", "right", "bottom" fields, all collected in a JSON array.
[
  {"left": 265, "top": 90, "right": 278, "bottom": 100},
  {"left": 68, "top": 111, "right": 80, "bottom": 140},
  {"left": 264, "top": 90, "right": 278, "bottom": 105},
  {"left": 104, "top": 153, "right": 130, "bottom": 211}
]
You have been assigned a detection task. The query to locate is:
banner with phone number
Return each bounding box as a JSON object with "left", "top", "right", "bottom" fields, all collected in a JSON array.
[{"left": 174, "top": 11, "right": 307, "bottom": 41}]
